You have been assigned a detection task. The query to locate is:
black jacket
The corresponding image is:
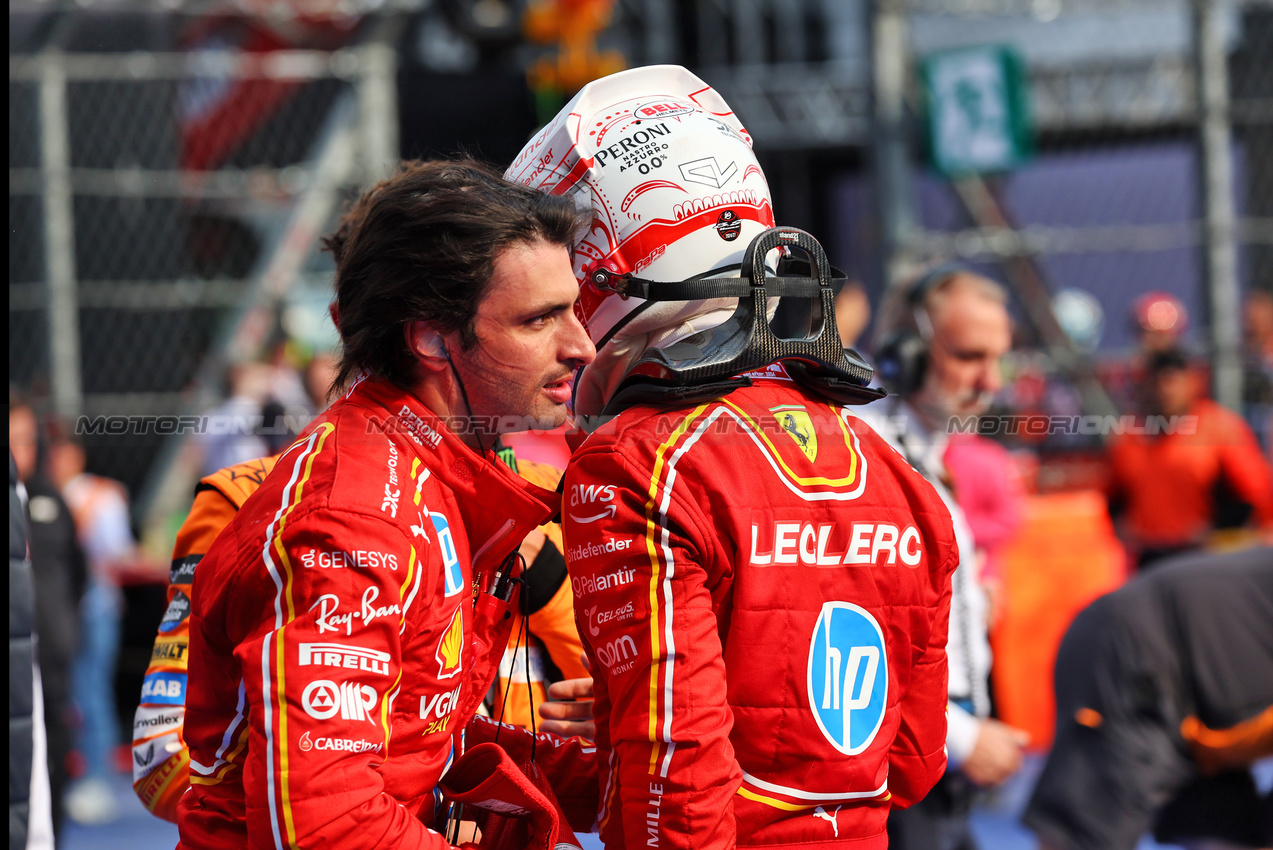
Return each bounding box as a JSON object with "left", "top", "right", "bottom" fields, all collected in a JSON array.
[{"left": 10, "top": 454, "right": 36, "bottom": 850}]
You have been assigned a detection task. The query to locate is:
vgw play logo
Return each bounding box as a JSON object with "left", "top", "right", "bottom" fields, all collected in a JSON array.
[{"left": 807, "top": 602, "right": 887, "bottom": 755}]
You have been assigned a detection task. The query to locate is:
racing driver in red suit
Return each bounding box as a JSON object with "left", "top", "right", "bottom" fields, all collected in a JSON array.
[
  {"left": 506, "top": 66, "right": 957, "bottom": 848},
  {"left": 177, "top": 159, "right": 599, "bottom": 849}
]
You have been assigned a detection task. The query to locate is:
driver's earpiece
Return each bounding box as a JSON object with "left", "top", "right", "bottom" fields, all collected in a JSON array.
[{"left": 408, "top": 321, "right": 450, "bottom": 366}]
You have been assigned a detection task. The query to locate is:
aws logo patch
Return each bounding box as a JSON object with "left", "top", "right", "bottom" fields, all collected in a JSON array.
[{"left": 807, "top": 602, "right": 887, "bottom": 755}]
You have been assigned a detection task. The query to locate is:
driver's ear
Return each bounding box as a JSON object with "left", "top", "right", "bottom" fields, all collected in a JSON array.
[{"left": 406, "top": 321, "right": 449, "bottom": 372}]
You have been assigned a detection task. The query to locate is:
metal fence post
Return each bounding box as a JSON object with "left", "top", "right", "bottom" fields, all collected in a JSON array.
[
  {"left": 1195, "top": 0, "right": 1243, "bottom": 411},
  {"left": 870, "top": 0, "right": 917, "bottom": 292},
  {"left": 38, "top": 50, "right": 83, "bottom": 420},
  {"left": 359, "top": 16, "right": 403, "bottom": 184}
]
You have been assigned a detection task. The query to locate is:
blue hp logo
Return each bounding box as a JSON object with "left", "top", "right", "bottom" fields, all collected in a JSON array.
[
  {"left": 431, "top": 512, "right": 463, "bottom": 597},
  {"left": 807, "top": 602, "right": 888, "bottom": 755}
]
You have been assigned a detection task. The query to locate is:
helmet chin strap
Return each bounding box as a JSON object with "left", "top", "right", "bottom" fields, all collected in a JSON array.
[{"left": 579, "top": 226, "right": 885, "bottom": 426}]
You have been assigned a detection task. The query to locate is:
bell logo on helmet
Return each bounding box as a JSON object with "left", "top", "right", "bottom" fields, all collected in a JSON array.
[
  {"left": 637, "top": 101, "right": 695, "bottom": 119},
  {"left": 806, "top": 602, "right": 888, "bottom": 755}
]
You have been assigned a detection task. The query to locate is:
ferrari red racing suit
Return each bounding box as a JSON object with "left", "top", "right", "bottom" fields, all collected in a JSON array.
[
  {"left": 562, "top": 366, "right": 957, "bottom": 849},
  {"left": 177, "top": 377, "right": 596, "bottom": 849}
]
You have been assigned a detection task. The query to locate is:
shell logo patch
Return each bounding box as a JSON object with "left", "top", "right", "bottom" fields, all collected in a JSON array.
[
  {"left": 436, "top": 606, "right": 464, "bottom": 680},
  {"left": 807, "top": 602, "right": 887, "bottom": 755}
]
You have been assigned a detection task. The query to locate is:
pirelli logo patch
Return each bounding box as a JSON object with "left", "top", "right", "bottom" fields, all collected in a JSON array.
[{"left": 136, "top": 748, "right": 189, "bottom": 810}]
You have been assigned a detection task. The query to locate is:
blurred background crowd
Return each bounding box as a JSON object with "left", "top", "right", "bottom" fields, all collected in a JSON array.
[{"left": 8, "top": 0, "right": 1273, "bottom": 847}]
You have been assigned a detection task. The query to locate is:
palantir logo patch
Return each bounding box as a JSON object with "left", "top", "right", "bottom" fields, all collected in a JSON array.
[{"left": 807, "top": 602, "right": 887, "bottom": 755}]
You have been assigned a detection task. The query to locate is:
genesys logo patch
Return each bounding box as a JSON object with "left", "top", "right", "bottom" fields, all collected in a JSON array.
[
  {"left": 807, "top": 602, "right": 887, "bottom": 756},
  {"left": 158, "top": 591, "right": 191, "bottom": 633},
  {"left": 140, "top": 672, "right": 187, "bottom": 706},
  {"left": 298, "top": 730, "right": 382, "bottom": 755},
  {"left": 300, "top": 549, "right": 399, "bottom": 571}
]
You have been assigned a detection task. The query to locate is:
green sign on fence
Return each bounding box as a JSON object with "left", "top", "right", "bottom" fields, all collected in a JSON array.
[{"left": 922, "top": 44, "right": 1033, "bottom": 177}]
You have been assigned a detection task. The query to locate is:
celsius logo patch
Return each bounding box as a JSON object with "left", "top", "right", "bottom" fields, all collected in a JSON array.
[
  {"left": 807, "top": 602, "right": 887, "bottom": 756},
  {"left": 431, "top": 512, "right": 463, "bottom": 596},
  {"left": 715, "top": 209, "right": 742, "bottom": 241}
]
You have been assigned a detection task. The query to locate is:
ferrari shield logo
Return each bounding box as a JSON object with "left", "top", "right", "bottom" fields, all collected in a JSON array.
[{"left": 772, "top": 405, "right": 818, "bottom": 462}]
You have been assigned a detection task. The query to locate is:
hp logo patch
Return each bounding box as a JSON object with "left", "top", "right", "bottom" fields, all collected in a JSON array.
[
  {"left": 807, "top": 602, "right": 888, "bottom": 755},
  {"left": 431, "top": 512, "right": 463, "bottom": 597}
]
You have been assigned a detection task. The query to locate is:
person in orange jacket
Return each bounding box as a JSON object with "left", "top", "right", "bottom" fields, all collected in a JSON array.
[{"left": 1108, "top": 348, "right": 1273, "bottom": 567}]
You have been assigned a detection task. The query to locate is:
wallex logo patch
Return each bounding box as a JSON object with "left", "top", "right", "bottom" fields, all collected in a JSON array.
[
  {"left": 772, "top": 404, "right": 818, "bottom": 462},
  {"left": 807, "top": 602, "right": 887, "bottom": 755},
  {"left": 436, "top": 606, "right": 464, "bottom": 680}
]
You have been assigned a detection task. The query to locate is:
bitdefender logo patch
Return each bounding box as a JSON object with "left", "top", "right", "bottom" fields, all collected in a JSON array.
[
  {"left": 715, "top": 209, "right": 742, "bottom": 241},
  {"left": 807, "top": 601, "right": 887, "bottom": 755}
]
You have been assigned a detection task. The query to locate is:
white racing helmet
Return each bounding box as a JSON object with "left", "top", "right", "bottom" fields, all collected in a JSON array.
[{"left": 506, "top": 65, "right": 777, "bottom": 417}]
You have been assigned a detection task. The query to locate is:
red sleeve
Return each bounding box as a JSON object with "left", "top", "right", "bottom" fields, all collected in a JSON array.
[
  {"left": 886, "top": 546, "right": 954, "bottom": 808},
  {"left": 1215, "top": 413, "right": 1273, "bottom": 530},
  {"left": 462, "top": 714, "right": 600, "bottom": 833},
  {"left": 132, "top": 485, "right": 240, "bottom": 822},
  {"left": 227, "top": 509, "right": 453, "bottom": 849},
  {"left": 564, "top": 448, "right": 740, "bottom": 850}
]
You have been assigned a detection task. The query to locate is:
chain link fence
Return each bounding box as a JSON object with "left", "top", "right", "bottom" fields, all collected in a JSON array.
[
  {"left": 9, "top": 10, "right": 401, "bottom": 539},
  {"left": 883, "top": 0, "right": 1273, "bottom": 430},
  {"left": 11, "top": 1, "right": 1273, "bottom": 527}
]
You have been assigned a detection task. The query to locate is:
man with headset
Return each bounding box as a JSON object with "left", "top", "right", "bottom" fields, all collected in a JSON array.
[{"left": 859, "top": 265, "right": 1030, "bottom": 849}]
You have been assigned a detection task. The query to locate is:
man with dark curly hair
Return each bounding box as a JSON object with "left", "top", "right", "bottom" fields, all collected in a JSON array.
[{"left": 177, "top": 158, "right": 598, "bottom": 849}]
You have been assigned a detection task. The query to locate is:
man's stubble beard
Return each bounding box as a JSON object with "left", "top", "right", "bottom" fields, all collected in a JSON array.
[
  {"left": 451, "top": 349, "right": 568, "bottom": 436},
  {"left": 912, "top": 385, "right": 994, "bottom": 433}
]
